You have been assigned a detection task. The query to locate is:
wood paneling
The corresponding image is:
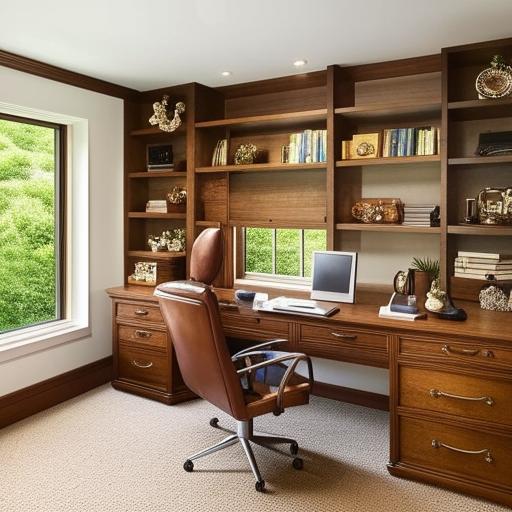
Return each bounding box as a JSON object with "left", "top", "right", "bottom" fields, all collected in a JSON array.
[
  {"left": 0, "top": 357, "right": 112, "bottom": 429},
  {"left": 229, "top": 169, "right": 326, "bottom": 225}
]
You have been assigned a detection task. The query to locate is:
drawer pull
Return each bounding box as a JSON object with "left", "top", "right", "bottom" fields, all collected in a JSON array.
[
  {"left": 219, "top": 302, "right": 239, "bottom": 310},
  {"left": 134, "top": 330, "right": 152, "bottom": 338},
  {"left": 134, "top": 309, "right": 149, "bottom": 316},
  {"left": 441, "top": 344, "right": 480, "bottom": 357},
  {"left": 131, "top": 359, "right": 153, "bottom": 369},
  {"left": 431, "top": 439, "right": 493, "bottom": 463},
  {"left": 430, "top": 388, "right": 494, "bottom": 406},
  {"left": 331, "top": 332, "right": 358, "bottom": 340}
]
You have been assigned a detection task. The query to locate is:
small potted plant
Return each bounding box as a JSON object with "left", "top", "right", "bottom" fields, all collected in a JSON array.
[
  {"left": 411, "top": 257, "right": 440, "bottom": 310},
  {"left": 167, "top": 186, "right": 187, "bottom": 213},
  {"left": 166, "top": 228, "right": 186, "bottom": 252}
]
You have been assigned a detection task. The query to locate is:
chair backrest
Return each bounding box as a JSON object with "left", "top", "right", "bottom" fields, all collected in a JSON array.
[
  {"left": 155, "top": 281, "right": 248, "bottom": 420},
  {"left": 189, "top": 228, "right": 223, "bottom": 285}
]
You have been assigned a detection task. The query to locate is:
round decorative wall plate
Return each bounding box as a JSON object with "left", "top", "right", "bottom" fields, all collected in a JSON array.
[{"left": 475, "top": 56, "right": 512, "bottom": 99}]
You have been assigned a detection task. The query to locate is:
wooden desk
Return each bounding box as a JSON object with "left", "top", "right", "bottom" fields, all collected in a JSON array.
[{"left": 106, "top": 286, "right": 512, "bottom": 507}]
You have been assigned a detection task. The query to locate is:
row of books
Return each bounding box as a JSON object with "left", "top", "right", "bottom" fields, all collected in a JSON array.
[
  {"left": 403, "top": 204, "right": 436, "bottom": 227},
  {"left": 145, "top": 200, "right": 167, "bottom": 213},
  {"left": 211, "top": 139, "right": 228, "bottom": 166},
  {"left": 454, "top": 251, "right": 512, "bottom": 281},
  {"left": 285, "top": 129, "right": 327, "bottom": 164},
  {"left": 382, "top": 126, "right": 439, "bottom": 157}
]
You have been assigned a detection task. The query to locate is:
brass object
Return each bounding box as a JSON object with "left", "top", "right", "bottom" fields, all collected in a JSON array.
[
  {"left": 356, "top": 141, "right": 375, "bottom": 157},
  {"left": 477, "top": 187, "right": 512, "bottom": 225},
  {"left": 352, "top": 198, "right": 403, "bottom": 224},
  {"left": 476, "top": 55, "right": 512, "bottom": 99},
  {"left": 431, "top": 439, "right": 493, "bottom": 464},
  {"left": 441, "top": 344, "right": 479, "bottom": 357},
  {"left": 149, "top": 95, "right": 186, "bottom": 132},
  {"left": 429, "top": 388, "right": 494, "bottom": 406},
  {"left": 131, "top": 359, "right": 154, "bottom": 369},
  {"left": 234, "top": 144, "right": 258, "bottom": 165}
]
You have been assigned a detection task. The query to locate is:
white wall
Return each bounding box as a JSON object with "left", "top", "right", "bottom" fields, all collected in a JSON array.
[{"left": 0, "top": 66, "right": 123, "bottom": 396}]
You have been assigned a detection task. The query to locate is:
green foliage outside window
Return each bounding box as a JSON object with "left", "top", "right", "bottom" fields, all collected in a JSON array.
[
  {"left": 245, "top": 227, "right": 326, "bottom": 278},
  {"left": 0, "top": 119, "right": 57, "bottom": 332}
]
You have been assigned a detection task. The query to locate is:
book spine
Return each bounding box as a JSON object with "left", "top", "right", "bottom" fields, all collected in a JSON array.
[{"left": 390, "top": 129, "right": 398, "bottom": 157}]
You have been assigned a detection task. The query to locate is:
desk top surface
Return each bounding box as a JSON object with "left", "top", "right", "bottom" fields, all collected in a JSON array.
[{"left": 107, "top": 286, "right": 512, "bottom": 344}]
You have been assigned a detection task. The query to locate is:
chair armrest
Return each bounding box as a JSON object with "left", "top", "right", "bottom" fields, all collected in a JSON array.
[
  {"left": 236, "top": 351, "right": 314, "bottom": 415},
  {"left": 231, "top": 339, "right": 286, "bottom": 361}
]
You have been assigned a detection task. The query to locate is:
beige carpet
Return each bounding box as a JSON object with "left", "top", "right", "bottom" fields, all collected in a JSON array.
[{"left": 0, "top": 385, "right": 507, "bottom": 512}]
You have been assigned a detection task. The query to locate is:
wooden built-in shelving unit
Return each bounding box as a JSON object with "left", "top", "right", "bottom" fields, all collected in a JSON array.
[{"left": 122, "top": 37, "right": 512, "bottom": 298}]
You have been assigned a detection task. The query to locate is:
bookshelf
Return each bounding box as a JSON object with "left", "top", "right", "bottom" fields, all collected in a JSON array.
[{"left": 120, "top": 37, "right": 512, "bottom": 300}]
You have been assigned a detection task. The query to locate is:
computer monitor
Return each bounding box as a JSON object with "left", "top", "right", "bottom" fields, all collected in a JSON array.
[{"left": 311, "top": 251, "right": 357, "bottom": 303}]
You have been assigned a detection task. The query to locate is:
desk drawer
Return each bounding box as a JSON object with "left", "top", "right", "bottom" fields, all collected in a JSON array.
[
  {"left": 117, "top": 346, "right": 168, "bottom": 391},
  {"left": 400, "top": 366, "right": 512, "bottom": 426},
  {"left": 117, "top": 302, "right": 163, "bottom": 324},
  {"left": 400, "top": 416, "right": 512, "bottom": 490},
  {"left": 118, "top": 324, "right": 167, "bottom": 351},
  {"left": 399, "top": 336, "right": 512, "bottom": 369},
  {"left": 298, "top": 323, "right": 388, "bottom": 367},
  {"left": 221, "top": 312, "right": 289, "bottom": 340}
]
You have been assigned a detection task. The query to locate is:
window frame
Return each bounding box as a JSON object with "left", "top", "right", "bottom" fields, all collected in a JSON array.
[
  {"left": 0, "top": 112, "right": 67, "bottom": 333},
  {"left": 235, "top": 226, "right": 325, "bottom": 286}
]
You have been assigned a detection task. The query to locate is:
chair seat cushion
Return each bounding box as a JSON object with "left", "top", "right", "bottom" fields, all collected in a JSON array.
[{"left": 244, "top": 381, "right": 310, "bottom": 418}]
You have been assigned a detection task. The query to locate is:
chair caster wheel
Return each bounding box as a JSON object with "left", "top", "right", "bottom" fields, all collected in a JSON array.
[
  {"left": 209, "top": 417, "right": 219, "bottom": 428},
  {"left": 290, "top": 441, "right": 299, "bottom": 455},
  {"left": 183, "top": 460, "right": 194, "bottom": 472},
  {"left": 255, "top": 480, "right": 266, "bottom": 492},
  {"left": 292, "top": 457, "right": 303, "bottom": 470}
]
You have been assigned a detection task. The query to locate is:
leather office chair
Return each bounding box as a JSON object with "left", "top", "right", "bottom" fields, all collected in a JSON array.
[{"left": 155, "top": 228, "right": 314, "bottom": 492}]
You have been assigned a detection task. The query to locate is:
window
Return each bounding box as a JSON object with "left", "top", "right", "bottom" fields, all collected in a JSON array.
[
  {"left": 243, "top": 227, "right": 326, "bottom": 281},
  {"left": 0, "top": 114, "right": 64, "bottom": 333}
]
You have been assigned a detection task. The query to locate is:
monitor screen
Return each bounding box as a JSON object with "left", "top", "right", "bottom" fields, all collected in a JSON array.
[{"left": 311, "top": 251, "right": 357, "bottom": 303}]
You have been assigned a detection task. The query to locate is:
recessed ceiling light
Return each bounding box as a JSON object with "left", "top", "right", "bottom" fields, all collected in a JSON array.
[
  {"left": 293, "top": 59, "right": 308, "bottom": 67},
  {"left": 221, "top": 71, "right": 232, "bottom": 77}
]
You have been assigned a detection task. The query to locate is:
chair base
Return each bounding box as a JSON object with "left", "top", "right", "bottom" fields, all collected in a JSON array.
[{"left": 183, "top": 417, "right": 303, "bottom": 492}]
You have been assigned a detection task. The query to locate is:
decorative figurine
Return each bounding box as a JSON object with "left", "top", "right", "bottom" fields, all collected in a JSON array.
[
  {"left": 479, "top": 274, "right": 512, "bottom": 312},
  {"left": 425, "top": 279, "right": 445, "bottom": 312},
  {"left": 149, "top": 95, "right": 186, "bottom": 132},
  {"left": 234, "top": 144, "right": 258, "bottom": 165}
]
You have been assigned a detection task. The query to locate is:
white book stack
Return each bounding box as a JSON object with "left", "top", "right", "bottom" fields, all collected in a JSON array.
[
  {"left": 454, "top": 251, "right": 512, "bottom": 281},
  {"left": 145, "top": 200, "right": 167, "bottom": 213},
  {"left": 402, "top": 204, "right": 436, "bottom": 227}
]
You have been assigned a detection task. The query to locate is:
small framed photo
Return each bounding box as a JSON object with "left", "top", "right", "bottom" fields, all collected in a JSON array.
[
  {"left": 350, "top": 133, "right": 380, "bottom": 159},
  {"left": 147, "top": 143, "right": 173, "bottom": 171}
]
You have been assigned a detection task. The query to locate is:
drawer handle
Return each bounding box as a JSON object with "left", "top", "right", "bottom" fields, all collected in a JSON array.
[
  {"left": 134, "top": 330, "right": 152, "bottom": 338},
  {"left": 430, "top": 388, "right": 494, "bottom": 406},
  {"left": 134, "top": 309, "right": 149, "bottom": 316},
  {"left": 431, "top": 439, "right": 493, "bottom": 464},
  {"left": 131, "top": 359, "right": 153, "bottom": 369},
  {"left": 219, "top": 302, "right": 239, "bottom": 310},
  {"left": 441, "top": 344, "right": 480, "bottom": 357},
  {"left": 331, "top": 332, "right": 358, "bottom": 340}
]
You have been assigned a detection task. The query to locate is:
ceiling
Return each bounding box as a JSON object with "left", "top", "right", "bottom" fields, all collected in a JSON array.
[{"left": 2, "top": 0, "right": 512, "bottom": 91}]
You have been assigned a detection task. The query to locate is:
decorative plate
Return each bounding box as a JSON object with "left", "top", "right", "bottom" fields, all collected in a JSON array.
[{"left": 476, "top": 56, "right": 512, "bottom": 99}]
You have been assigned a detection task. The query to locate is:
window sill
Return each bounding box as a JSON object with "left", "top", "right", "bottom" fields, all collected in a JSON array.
[{"left": 0, "top": 320, "right": 91, "bottom": 363}]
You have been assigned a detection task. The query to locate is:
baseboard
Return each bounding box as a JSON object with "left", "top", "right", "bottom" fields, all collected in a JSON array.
[
  {"left": 0, "top": 356, "right": 113, "bottom": 429},
  {"left": 312, "top": 381, "right": 389, "bottom": 411}
]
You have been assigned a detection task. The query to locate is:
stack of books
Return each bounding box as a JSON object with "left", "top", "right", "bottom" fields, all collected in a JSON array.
[
  {"left": 212, "top": 139, "right": 228, "bottom": 166},
  {"left": 454, "top": 251, "right": 512, "bottom": 281},
  {"left": 145, "top": 200, "right": 167, "bottom": 213},
  {"left": 286, "top": 129, "right": 327, "bottom": 164},
  {"left": 403, "top": 204, "right": 436, "bottom": 227},
  {"left": 382, "top": 126, "right": 439, "bottom": 157}
]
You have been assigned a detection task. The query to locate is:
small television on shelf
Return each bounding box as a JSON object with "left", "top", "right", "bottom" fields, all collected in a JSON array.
[{"left": 311, "top": 251, "right": 358, "bottom": 303}]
